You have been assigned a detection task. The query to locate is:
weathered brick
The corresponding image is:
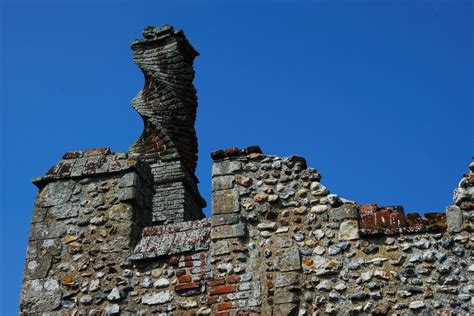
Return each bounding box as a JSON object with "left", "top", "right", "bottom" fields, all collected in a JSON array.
[
  {"left": 227, "top": 276, "right": 241, "bottom": 284},
  {"left": 209, "top": 285, "right": 237, "bottom": 295},
  {"left": 175, "top": 282, "right": 200, "bottom": 291},
  {"left": 179, "top": 275, "right": 193, "bottom": 284},
  {"left": 207, "top": 279, "right": 226, "bottom": 287},
  {"left": 217, "top": 302, "right": 237, "bottom": 311}
]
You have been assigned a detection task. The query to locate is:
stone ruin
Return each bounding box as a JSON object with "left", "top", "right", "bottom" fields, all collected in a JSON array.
[{"left": 20, "top": 25, "right": 473, "bottom": 315}]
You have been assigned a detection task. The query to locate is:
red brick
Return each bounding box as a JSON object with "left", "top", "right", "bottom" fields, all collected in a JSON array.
[
  {"left": 217, "top": 302, "right": 236, "bottom": 311},
  {"left": 207, "top": 279, "right": 226, "bottom": 287},
  {"left": 225, "top": 147, "right": 239, "bottom": 155},
  {"left": 209, "top": 285, "right": 237, "bottom": 295},
  {"left": 179, "top": 275, "right": 192, "bottom": 284},
  {"left": 359, "top": 203, "right": 378, "bottom": 215},
  {"left": 184, "top": 261, "right": 193, "bottom": 267},
  {"left": 169, "top": 256, "right": 179, "bottom": 266},
  {"left": 360, "top": 214, "right": 375, "bottom": 228},
  {"left": 207, "top": 295, "right": 220, "bottom": 305},
  {"left": 406, "top": 212, "right": 422, "bottom": 227},
  {"left": 374, "top": 209, "right": 391, "bottom": 228},
  {"left": 267, "top": 279, "right": 274, "bottom": 289},
  {"left": 226, "top": 276, "right": 241, "bottom": 284},
  {"left": 390, "top": 212, "right": 407, "bottom": 228},
  {"left": 176, "top": 269, "right": 187, "bottom": 277},
  {"left": 183, "top": 255, "right": 193, "bottom": 262},
  {"left": 216, "top": 312, "right": 229, "bottom": 316},
  {"left": 175, "top": 282, "right": 200, "bottom": 291}
]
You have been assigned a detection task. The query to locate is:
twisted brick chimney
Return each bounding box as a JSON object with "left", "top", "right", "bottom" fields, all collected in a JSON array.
[{"left": 129, "top": 25, "right": 205, "bottom": 223}]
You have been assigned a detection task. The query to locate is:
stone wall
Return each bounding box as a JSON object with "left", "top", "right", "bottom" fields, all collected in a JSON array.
[
  {"left": 206, "top": 147, "right": 473, "bottom": 315},
  {"left": 19, "top": 25, "right": 473, "bottom": 315},
  {"left": 20, "top": 148, "right": 154, "bottom": 314},
  {"left": 20, "top": 146, "right": 473, "bottom": 315}
]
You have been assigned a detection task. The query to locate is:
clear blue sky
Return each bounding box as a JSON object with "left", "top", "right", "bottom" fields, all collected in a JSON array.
[{"left": 1, "top": 1, "right": 472, "bottom": 313}]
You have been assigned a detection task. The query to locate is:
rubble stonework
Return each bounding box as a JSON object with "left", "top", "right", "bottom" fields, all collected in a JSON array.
[{"left": 20, "top": 26, "right": 473, "bottom": 315}]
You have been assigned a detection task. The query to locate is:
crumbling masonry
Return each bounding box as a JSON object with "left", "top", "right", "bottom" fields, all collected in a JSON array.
[{"left": 20, "top": 26, "right": 473, "bottom": 315}]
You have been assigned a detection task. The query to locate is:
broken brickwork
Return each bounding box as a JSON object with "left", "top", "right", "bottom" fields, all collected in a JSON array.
[{"left": 20, "top": 25, "right": 473, "bottom": 315}]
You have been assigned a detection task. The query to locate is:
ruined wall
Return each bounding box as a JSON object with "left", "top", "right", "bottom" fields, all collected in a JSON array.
[
  {"left": 19, "top": 25, "right": 473, "bottom": 315},
  {"left": 206, "top": 147, "right": 473, "bottom": 315},
  {"left": 20, "top": 146, "right": 473, "bottom": 315},
  {"left": 20, "top": 148, "right": 154, "bottom": 314}
]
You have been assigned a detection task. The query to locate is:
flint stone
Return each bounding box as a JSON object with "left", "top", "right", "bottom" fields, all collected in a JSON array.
[
  {"left": 329, "top": 204, "right": 358, "bottom": 221},
  {"left": 212, "top": 223, "right": 245, "bottom": 240},
  {"left": 414, "top": 238, "right": 430, "bottom": 249},
  {"left": 310, "top": 205, "right": 329, "bottom": 214},
  {"left": 361, "top": 271, "right": 374, "bottom": 282},
  {"left": 351, "top": 293, "right": 368, "bottom": 301},
  {"left": 257, "top": 222, "right": 277, "bottom": 230},
  {"left": 452, "top": 246, "right": 464, "bottom": 256},
  {"left": 154, "top": 278, "right": 170, "bottom": 288},
  {"left": 338, "top": 219, "right": 359, "bottom": 241},
  {"left": 80, "top": 295, "right": 93, "bottom": 305},
  {"left": 316, "top": 280, "right": 334, "bottom": 291},
  {"left": 293, "top": 231, "right": 304, "bottom": 242},
  {"left": 454, "top": 186, "right": 474, "bottom": 205},
  {"left": 313, "top": 246, "right": 325, "bottom": 255},
  {"left": 142, "top": 290, "right": 174, "bottom": 305},
  {"left": 89, "top": 279, "right": 100, "bottom": 291},
  {"left": 105, "top": 304, "right": 120, "bottom": 315},
  {"left": 409, "top": 300, "right": 425, "bottom": 310},
  {"left": 212, "top": 189, "right": 240, "bottom": 214},
  {"left": 328, "top": 245, "right": 341, "bottom": 255},
  {"left": 446, "top": 205, "right": 463, "bottom": 233},
  {"left": 107, "top": 288, "right": 124, "bottom": 301},
  {"left": 334, "top": 282, "right": 347, "bottom": 292},
  {"left": 180, "top": 299, "right": 198, "bottom": 309},
  {"left": 313, "top": 229, "right": 325, "bottom": 240},
  {"left": 212, "top": 161, "right": 242, "bottom": 176},
  {"left": 274, "top": 248, "right": 301, "bottom": 272},
  {"left": 268, "top": 194, "right": 279, "bottom": 202}
]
